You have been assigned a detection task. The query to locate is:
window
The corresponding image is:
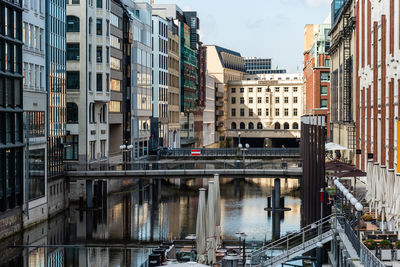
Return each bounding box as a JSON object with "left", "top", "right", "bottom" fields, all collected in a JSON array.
[
  {"left": 111, "top": 79, "right": 120, "bottom": 91},
  {"left": 293, "top": 122, "right": 299, "bottom": 129},
  {"left": 284, "top": 108, "right": 289, "bottom": 116},
  {"left": 284, "top": 97, "right": 288, "bottom": 103},
  {"left": 96, "top": 0, "right": 102, "bottom": 8},
  {"left": 100, "top": 104, "right": 107, "bottom": 122},
  {"left": 249, "top": 109, "right": 253, "bottom": 117},
  {"left": 257, "top": 87, "right": 262, "bottom": 92},
  {"left": 293, "top": 108, "right": 298, "bottom": 116},
  {"left": 240, "top": 108, "right": 244, "bottom": 117},
  {"left": 106, "top": 20, "right": 109, "bottom": 36},
  {"left": 66, "top": 16, "right": 79, "bottom": 32},
  {"left": 96, "top": 73, "right": 102, "bottom": 92},
  {"left": 110, "top": 57, "right": 120, "bottom": 70},
  {"left": 275, "top": 97, "right": 279, "bottom": 103},
  {"left": 257, "top": 122, "right": 263, "bottom": 129},
  {"left": 284, "top": 122, "right": 289, "bottom": 129},
  {"left": 284, "top": 87, "right": 289, "bottom": 92},
  {"left": 231, "top": 108, "right": 236, "bottom": 117},
  {"left": 66, "top": 72, "right": 80, "bottom": 90},
  {"left": 88, "top": 72, "right": 92, "bottom": 91},
  {"left": 106, "top": 47, "right": 109, "bottom": 63},
  {"left": 240, "top": 122, "right": 245, "bottom": 129},
  {"left": 26, "top": 111, "right": 45, "bottom": 137},
  {"left": 257, "top": 97, "right": 262, "bottom": 103},
  {"left": 64, "top": 135, "right": 79, "bottom": 160},
  {"left": 321, "top": 72, "right": 330, "bottom": 81},
  {"left": 248, "top": 122, "right": 254, "bottom": 129},
  {"left": 231, "top": 122, "right": 237, "bottom": 129},
  {"left": 324, "top": 59, "right": 330, "bottom": 67},
  {"left": 320, "top": 99, "right": 328, "bottom": 108},
  {"left": 89, "top": 103, "right": 96, "bottom": 123},
  {"left": 231, "top": 88, "right": 236, "bottom": 93},
  {"left": 231, "top": 97, "right": 236, "bottom": 104},
  {"left": 89, "top": 17, "right": 92, "bottom": 34},
  {"left": 89, "top": 141, "right": 96, "bottom": 161},
  {"left": 110, "top": 35, "right": 121, "bottom": 49},
  {"left": 266, "top": 109, "right": 269, "bottom": 116},
  {"left": 321, "top": 85, "right": 328, "bottom": 95},
  {"left": 293, "top": 97, "right": 298, "bottom": 103},
  {"left": 96, "top": 19, "right": 102, "bottom": 35},
  {"left": 275, "top": 87, "right": 279, "bottom": 92},
  {"left": 109, "top": 101, "right": 121, "bottom": 112},
  {"left": 293, "top": 87, "right": 298, "bottom": 92},
  {"left": 240, "top": 97, "right": 244, "bottom": 104},
  {"left": 248, "top": 88, "right": 253, "bottom": 93},
  {"left": 240, "top": 88, "right": 244, "bottom": 93},
  {"left": 275, "top": 109, "right": 280, "bottom": 116},
  {"left": 28, "top": 149, "right": 45, "bottom": 200},
  {"left": 249, "top": 97, "right": 253, "bottom": 104},
  {"left": 110, "top": 13, "right": 120, "bottom": 28},
  {"left": 67, "top": 43, "right": 79, "bottom": 60},
  {"left": 257, "top": 108, "right": 261, "bottom": 116},
  {"left": 96, "top": 46, "right": 102, "bottom": 63},
  {"left": 67, "top": 103, "right": 78, "bottom": 123},
  {"left": 101, "top": 140, "right": 106, "bottom": 158},
  {"left": 275, "top": 122, "right": 280, "bottom": 129},
  {"left": 265, "top": 97, "right": 269, "bottom": 103}
]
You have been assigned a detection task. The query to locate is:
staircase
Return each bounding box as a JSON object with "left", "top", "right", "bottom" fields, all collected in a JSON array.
[{"left": 250, "top": 215, "right": 335, "bottom": 267}]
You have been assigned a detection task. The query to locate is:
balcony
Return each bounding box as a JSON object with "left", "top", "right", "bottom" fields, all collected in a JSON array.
[{"left": 216, "top": 101, "right": 224, "bottom": 107}]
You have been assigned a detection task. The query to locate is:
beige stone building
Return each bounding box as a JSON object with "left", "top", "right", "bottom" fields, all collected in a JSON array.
[{"left": 226, "top": 73, "right": 303, "bottom": 143}]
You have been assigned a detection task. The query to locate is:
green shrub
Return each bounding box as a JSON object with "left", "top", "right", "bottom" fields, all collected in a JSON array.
[
  {"left": 395, "top": 240, "right": 400, "bottom": 249},
  {"left": 363, "top": 239, "right": 377, "bottom": 250},
  {"left": 379, "top": 240, "right": 391, "bottom": 249}
]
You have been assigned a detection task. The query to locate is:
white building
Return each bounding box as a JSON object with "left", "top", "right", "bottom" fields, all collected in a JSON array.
[
  {"left": 203, "top": 74, "right": 216, "bottom": 147},
  {"left": 152, "top": 15, "right": 169, "bottom": 149},
  {"left": 22, "top": 0, "right": 48, "bottom": 227},
  {"left": 65, "top": 0, "right": 111, "bottom": 165}
]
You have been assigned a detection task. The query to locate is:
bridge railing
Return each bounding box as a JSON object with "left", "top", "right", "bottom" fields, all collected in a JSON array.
[
  {"left": 160, "top": 148, "right": 300, "bottom": 157},
  {"left": 65, "top": 160, "right": 302, "bottom": 172}
]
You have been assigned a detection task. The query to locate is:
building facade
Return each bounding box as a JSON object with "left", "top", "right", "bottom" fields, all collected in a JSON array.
[
  {"left": 303, "top": 16, "right": 331, "bottom": 139},
  {"left": 151, "top": 15, "right": 169, "bottom": 151},
  {"left": 0, "top": 0, "right": 24, "bottom": 237},
  {"left": 46, "top": 0, "right": 67, "bottom": 216},
  {"left": 244, "top": 57, "right": 286, "bottom": 74},
  {"left": 167, "top": 19, "right": 181, "bottom": 148},
  {"left": 22, "top": 0, "right": 48, "bottom": 226},
  {"left": 203, "top": 74, "right": 216, "bottom": 147},
  {"left": 328, "top": 0, "right": 357, "bottom": 164}
]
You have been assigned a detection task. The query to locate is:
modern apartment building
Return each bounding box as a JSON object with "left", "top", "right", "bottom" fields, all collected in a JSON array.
[
  {"left": 203, "top": 74, "right": 216, "bottom": 147},
  {"left": 167, "top": 18, "right": 181, "bottom": 148},
  {"left": 328, "top": 0, "right": 356, "bottom": 164},
  {"left": 205, "top": 45, "right": 245, "bottom": 144},
  {"left": 356, "top": 0, "right": 400, "bottom": 177},
  {"left": 227, "top": 73, "right": 303, "bottom": 147},
  {"left": 303, "top": 15, "right": 331, "bottom": 139},
  {"left": 123, "top": 0, "right": 152, "bottom": 159},
  {"left": 65, "top": 0, "right": 111, "bottom": 167},
  {"left": 244, "top": 57, "right": 286, "bottom": 74},
  {"left": 151, "top": 15, "right": 169, "bottom": 151},
  {"left": 22, "top": 0, "right": 48, "bottom": 226},
  {"left": 0, "top": 0, "right": 24, "bottom": 237},
  {"left": 109, "top": 0, "right": 124, "bottom": 163},
  {"left": 46, "top": 0, "right": 67, "bottom": 216}
]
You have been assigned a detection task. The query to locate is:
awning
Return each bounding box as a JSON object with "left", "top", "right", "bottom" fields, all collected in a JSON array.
[{"left": 325, "top": 142, "right": 352, "bottom": 151}]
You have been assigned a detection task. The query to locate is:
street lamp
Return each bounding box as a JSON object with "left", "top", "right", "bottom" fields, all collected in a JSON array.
[
  {"left": 235, "top": 232, "right": 247, "bottom": 266},
  {"left": 120, "top": 143, "right": 134, "bottom": 170},
  {"left": 238, "top": 132, "right": 241, "bottom": 147}
]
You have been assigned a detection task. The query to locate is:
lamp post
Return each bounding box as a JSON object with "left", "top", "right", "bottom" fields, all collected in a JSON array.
[
  {"left": 238, "top": 131, "right": 241, "bottom": 147},
  {"left": 120, "top": 143, "right": 134, "bottom": 170},
  {"left": 236, "top": 232, "right": 247, "bottom": 266}
]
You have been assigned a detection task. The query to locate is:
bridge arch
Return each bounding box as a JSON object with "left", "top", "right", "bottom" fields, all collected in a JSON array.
[
  {"left": 248, "top": 122, "right": 254, "bottom": 129},
  {"left": 240, "top": 122, "right": 245, "bottom": 129},
  {"left": 231, "top": 122, "right": 237, "bottom": 129},
  {"left": 284, "top": 122, "right": 290, "bottom": 129},
  {"left": 274, "top": 122, "right": 281, "bottom": 129}
]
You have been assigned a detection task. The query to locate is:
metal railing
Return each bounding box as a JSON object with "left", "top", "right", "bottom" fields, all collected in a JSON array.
[
  {"left": 160, "top": 148, "right": 300, "bottom": 157},
  {"left": 65, "top": 160, "right": 302, "bottom": 172},
  {"left": 250, "top": 214, "right": 335, "bottom": 266}
]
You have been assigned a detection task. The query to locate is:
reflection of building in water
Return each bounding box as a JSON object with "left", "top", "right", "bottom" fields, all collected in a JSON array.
[{"left": 248, "top": 178, "right": 299, "bottom": 194}]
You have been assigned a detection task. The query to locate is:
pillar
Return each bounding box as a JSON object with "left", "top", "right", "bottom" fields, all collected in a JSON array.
[
  {"left": 274, "top": 178, "right": 281, "bottom": 209},
  {"left": 86, "top": 180, "right": 93, "bottom": 209}
]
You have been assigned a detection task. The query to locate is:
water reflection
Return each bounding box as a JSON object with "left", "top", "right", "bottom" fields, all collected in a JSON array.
[{"left": 1, "top": 177, "right": 300, "bottom": 266}]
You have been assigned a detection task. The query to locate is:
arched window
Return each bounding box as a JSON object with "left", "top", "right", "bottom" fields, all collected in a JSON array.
[
  {"left": 248, "top": 122, "right": 254, "bottom": 129},
  {"left": 293, "top": 122, "right": 299, "bottom": 129},
  {"left": 240, "top": 122, "right": 245, "bottom": 129},
  {"left": 257, "top": 122, "right": 263, "bottom": 129},
  {"left": 67, "top": 103, "right": 78, "bottom": 123},
  {"left": 231, "top": 122, "right": 237, "bottom": 129},
  {"left": 67, "top": 16, "right": 80, "bottom": 32},
  {"left": 284, "top": 122, "right": 290, "bottom": 129},
  {"left": 274, "top": 122, "right": 281, "bottom": 129}
]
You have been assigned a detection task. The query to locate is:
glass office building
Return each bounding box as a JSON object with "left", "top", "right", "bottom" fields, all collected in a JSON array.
[
  {"left": 244, "top": 58, "right": 286, "bottom": 74},
  {"left": 0, "top": 0, "right": 24, "bottom": 211},
  {"left": 46, "top": 0, "right": 66, "bottom": 178}
]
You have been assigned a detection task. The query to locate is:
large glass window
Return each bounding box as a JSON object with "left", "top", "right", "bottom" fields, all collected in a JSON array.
[
  {"left": 111, "top": 79, "right": 120, "bottom": 91},
  {"left": 110, "top": 57, "right": 120, "bottom": 70},
  {"left": 110, "top": 13, "right": 120, "bottom": 28},
  {"left": 66, "top": 16, "right": 80, "bottom": 32},
  {"left": 110, "top": 35, "right": 121, "bottom": 49},
  {"left": 29, "top": 149, "right": 45, "bottom": 200},
  {"left": 67, "top": 103, "right": 78, "bottom": 123},
  {"left": 96, "top": 19, "right": 102, "bottom": 35},
  {"left": 26, "top": 111, "right": 45, "bottom": 137},
  {"left": 67, "top": 43, "right": 80, "bottom": 60},
  {"left": 96, "top": 73, "right": 102, "bottom": 92},
  {"left": 109, "top": 101, "right": 121, "bottom": 112},
  {"left": 65, "top": 135, "right": 79, "bottom": 160},
  {"left": 67, "top": 72, "right": 80, "bottom": 90},
  {"left": 96, "top": 0, "right": 102, "bottom": 8}
]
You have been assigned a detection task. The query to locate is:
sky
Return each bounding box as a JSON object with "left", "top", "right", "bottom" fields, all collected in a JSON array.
[{"left": 154, "top": 0, "right": 332, "bottom": 73}]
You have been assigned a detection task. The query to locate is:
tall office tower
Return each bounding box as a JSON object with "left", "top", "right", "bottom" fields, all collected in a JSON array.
[
  {"left": 46, "top": 0, "right": 67, "bottom": 215},
  {"left": 151, "top": 15, "right": 169, "bottom": 151},
  {"left": 0, "top": 0, "right": 24, "bottom": 237},
  {"left": 65, "top": 0, "right": 111, "bottom": 168},
  {"left": 167, "top": 18, "right": 181, "bottom": 148},
  {"left": 123, "top": 0, "right": 152, "bottom": 159},
  {"left": 22, "top": 0, "right": 48, "bottom": 226}
]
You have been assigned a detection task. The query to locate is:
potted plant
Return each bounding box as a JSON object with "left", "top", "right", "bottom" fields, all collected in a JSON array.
[
  {"left": 363, "top": 239, "right": 377, "bottom": 250},
  {"left": 394, "top": 240, "right": 400, "bottom": 260},
  {"left": 379, "top": 240, "right": 392, "bottom": 260}
]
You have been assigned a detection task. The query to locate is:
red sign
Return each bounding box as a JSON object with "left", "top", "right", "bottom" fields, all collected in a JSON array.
[{"left": 191, "top": 149, "right": 201, "bottom": 156}]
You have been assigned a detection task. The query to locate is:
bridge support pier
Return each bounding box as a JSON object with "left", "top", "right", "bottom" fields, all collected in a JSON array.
[
  {"left": 274, "top": 178, "right": 281, "bottom": 210},
  {"left": 86, "top": 180, "right": 93, "bottom": 209}
]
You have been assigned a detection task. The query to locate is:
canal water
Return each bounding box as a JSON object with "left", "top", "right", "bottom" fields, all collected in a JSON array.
[{"left": 1, "top": 177, "right": 301, "bottom": 266}]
